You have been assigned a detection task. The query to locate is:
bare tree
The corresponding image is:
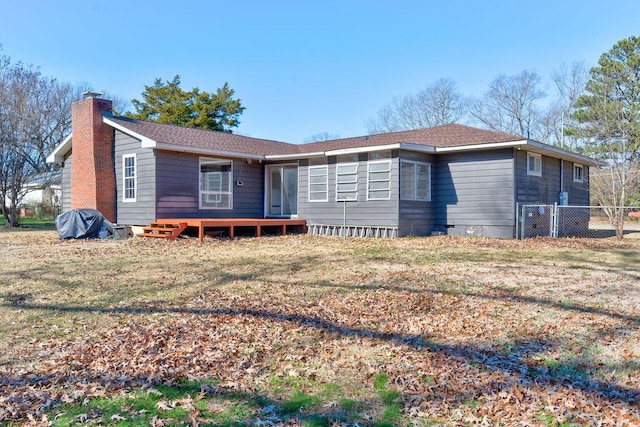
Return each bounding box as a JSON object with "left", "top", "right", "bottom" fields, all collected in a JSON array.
[
  {"left": 366, "top": 78, "right": 466, "bottom": 134},
  {"left": 0, "top": 55, "right": 78, "bottom": 226},
  {"left": 545, "top": 62, "right": 589, "bottom": 149},
  {"left": 304, "top": 132, "right": 340, "bottom": 143},
  {"left": 470, "top": 70, "right": 546, "bottom": 138},
  {"left": 75, "top": 81, "right": 131, "bottom": 115}
]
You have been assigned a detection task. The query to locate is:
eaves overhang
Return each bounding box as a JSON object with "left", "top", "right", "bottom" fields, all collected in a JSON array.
[
  {"left": 151, "top": 141, "right": 265, "bottom": 160},
  {"left": 102, "top": 116, "right": 156, "bottom": 147},
  {"left": 46, "top": 134, "right": 72, "bottom": 164},
  {"left": 264, "top": 142, "right": 436, "bottom": 160},
  {"left": 104, "top": 116, "right": 267, "bottom": 160},
  {"left": 520, "top": 140, "right": 602, "bottom": 166}
]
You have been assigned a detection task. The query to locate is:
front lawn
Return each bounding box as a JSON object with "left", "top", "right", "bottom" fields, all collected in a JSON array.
[{"left": 0, "top": 232, "right": 638, "bottom": 425}]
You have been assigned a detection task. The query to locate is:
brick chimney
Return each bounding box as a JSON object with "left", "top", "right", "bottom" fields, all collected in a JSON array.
[{"left": 70, "top": 93, "right": 116, "bottom": 222}]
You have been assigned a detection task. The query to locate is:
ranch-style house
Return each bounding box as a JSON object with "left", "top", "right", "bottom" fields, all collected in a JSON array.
[{"left": 46, "top": 94, "right": 595, "bottom": 239}]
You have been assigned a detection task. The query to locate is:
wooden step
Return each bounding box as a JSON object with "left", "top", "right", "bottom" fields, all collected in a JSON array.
[
  {"left": 143, "top": 227, "right": 175, "bottom": 233},
  {"left": 137, "top": 233, "right": 172, "bottom": 238},
  {"left": 136, "top": 222, "right": 188, "bottom": 240},
  {"left": 149, "top": 222, "right": 182, "bottom": 229}
]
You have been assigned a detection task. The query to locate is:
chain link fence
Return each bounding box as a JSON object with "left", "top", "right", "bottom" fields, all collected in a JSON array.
[{"left": 518, "top": 204, "right": 640, "bottom": 239}]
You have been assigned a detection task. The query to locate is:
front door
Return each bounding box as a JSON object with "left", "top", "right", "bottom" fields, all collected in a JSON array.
[{"left": 267, "top": 165, "right": 298, "bottom": 216}]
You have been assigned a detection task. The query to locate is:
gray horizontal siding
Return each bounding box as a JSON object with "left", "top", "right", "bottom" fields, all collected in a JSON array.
[
  {"left": 61, "top": 152, "right": 72, "bottom": 213},
  {"left": 515, "top": 150, "right": 561, "bottom": 205},
  {"left": 114, "top": 131, "right": 156, "bottom": 225},
  {"left": 563, "top": 161, "right": 589, "bottom": 205},
  {"left": 297, "top": 153, "right": 400, "bottom": 228},
  {"left": 155, "top": 151, "right": 264, "bottom": 219},
  {"left": 434, "top": 149, "right": 515, "bottom": 238},
  {"left": 398, "top": 150, "right": 435, "bottom": 236}
]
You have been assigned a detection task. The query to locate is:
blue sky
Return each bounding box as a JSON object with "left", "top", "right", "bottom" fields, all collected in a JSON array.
[{"left": 1, "top": 0, "right": 639, "bottom": 143}]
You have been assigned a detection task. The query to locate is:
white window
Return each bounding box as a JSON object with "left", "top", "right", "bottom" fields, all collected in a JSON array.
[
  {"left": 205, "top": 172, "right": 223, "bottom": 204},
  {"left": 336, "top": 162, "right": 358, "bottom": 201},
  {"left": 573, "top": 164, "right": 584, "bottom": 182},
  {"left": 308, "top": 165, "right": 328, "bottom": 202},
  {"left": 367, "top": 155, "right": 391, "bottom": 200},
  {"left": 369, "top": 150, "right": 391, "bottom": 161},
  {"left": 527, "top": 152, "right": 542, "bottom": 176},
  {"left": 400, "top": 160, "right": 431, "bottom": 201},
  {"left": 200, "top": 157, "right": 232, "bottom": 209},
  {"left": 123, "top": 154, "right": 136, "bottom": 202}
]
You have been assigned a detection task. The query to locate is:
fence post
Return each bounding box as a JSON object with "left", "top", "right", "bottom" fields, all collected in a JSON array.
[
  {"left": 552, "top": 203, "right": 558, "bottom": 238},
  {"left": 521, "top": 204, "right": 527, "bottom": 240},
  {"left": 515, "top": 202, "right": 520, "bottom": 239}
]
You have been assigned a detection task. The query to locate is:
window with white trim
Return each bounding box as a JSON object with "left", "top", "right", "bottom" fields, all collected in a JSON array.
[
  {"left": 308, "top": 165, "right": 328, "bottom": 202},
  {"left": 367, "top": 152, "right": 391, "bottom": 200},
  {"left": 400, "top": 160, "right": 431, "bottom": 201},
  {"left": 573, "top": 163, "right": 584, "bottom": 182},
  {"left": 123, "top": 154, "right": 136, "bottom": 202},
  {"left": 527, "top": 152, "right": 542, "bottom": 176},
  {"left": 369, "top": 150, "right": 391, "bottom": 161},
  {"left": 336, "top": 161, "right": 358, "bottom": 201},
  {"left": 200, "top": 157, "right": 232, "bottom": 209}
]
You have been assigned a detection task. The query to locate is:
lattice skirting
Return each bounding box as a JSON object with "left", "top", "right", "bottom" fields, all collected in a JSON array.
[{"left": 307, "top": 224, "right": 398, "bottom": 238}]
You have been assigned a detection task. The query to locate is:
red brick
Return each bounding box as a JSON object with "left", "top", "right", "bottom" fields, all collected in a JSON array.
[{"left": 70, "top": 96, "right": 116, "bottom": 222}]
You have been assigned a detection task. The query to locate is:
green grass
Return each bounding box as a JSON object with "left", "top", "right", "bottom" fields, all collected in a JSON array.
[
  {"left": 0, "top": 216, "right": 56, "bottom": 229},
  {"left": 45, "top": 381, "right": 268, "bottom": 426},
  {"left": 280, "top": 391, "right": 321, "bottom": 414},
  {"left": 372, "top": 373, "right": 402, "bottom": 425},
  {"left": 536, "top": 411, "right": 580, "bottom": 427},
  {"left": 29, "top": 380, "right": 405, "bottom": 426}
]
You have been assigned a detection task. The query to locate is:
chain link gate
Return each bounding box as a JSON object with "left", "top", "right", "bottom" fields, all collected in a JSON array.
[{"left": 518, "top": 204, "right": 640, "bottom": 239}]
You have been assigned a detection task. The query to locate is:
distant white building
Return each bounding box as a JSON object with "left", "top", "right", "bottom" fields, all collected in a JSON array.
[{"left": 18, "top": 171, "right": 61, "bottom": 215}]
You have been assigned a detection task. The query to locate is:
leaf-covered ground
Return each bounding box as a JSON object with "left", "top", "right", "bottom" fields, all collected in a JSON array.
[{"left": 0, "top": 230, "right": 639, "bottom": 425}]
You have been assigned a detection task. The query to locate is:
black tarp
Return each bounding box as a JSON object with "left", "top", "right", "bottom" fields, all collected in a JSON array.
[{"left": 55, "top": 209, "right": 114, "bottom": 239}]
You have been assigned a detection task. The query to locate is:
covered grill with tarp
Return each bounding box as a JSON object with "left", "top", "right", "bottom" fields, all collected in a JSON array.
[{"left": 55, "top": 209, "right": 114, "bottom": 239}]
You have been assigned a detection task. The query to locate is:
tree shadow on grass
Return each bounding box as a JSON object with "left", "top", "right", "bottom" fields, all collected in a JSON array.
[
  {"left": 2, "top": 247, "right": 640, "bottom": 423},
  {"left": 1, "top": 373, "right": 402, "bottom": 426},
  {"left": 3, "top": 300, "right": 639, "bottom": 413},
  {"left": 303, "top": 280, "right": 640, "bottom": 325}
]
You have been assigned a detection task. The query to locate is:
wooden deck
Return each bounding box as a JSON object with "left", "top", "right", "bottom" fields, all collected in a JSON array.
[{"left": 153, "top": 218, "right": 307, "bottom": 242}]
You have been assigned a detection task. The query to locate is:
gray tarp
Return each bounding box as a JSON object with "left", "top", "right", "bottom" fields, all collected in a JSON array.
[{"left": 55, "top": 209, "right": 114, "bottom": 239}]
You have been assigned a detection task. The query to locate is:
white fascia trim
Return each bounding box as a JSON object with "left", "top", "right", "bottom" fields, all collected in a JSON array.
[
  {"left": 265, "top": 151, "right": 325, "bottom": 160},
  {"left": 152, "top": 141, "right": 265, "bottom": 160},
  {"left": 435, "top": 140, "right": 528, "bottom": 153},
  {"left": 397, "top": 143, "right": 437, "bottom": 153},
  {"left": 102, "top": 117, "right": 156, "bottom": 147},
  {"left": 268, "top": 142, "right": 436, "bottom": 160},
  {"left": 525, "top": 140, "right": 601, "bottom": 166},
  {"left": 46, "top": 134, "right": 73, "bottom": 164},
  {"left": 325, "top": 143, "right": 402, "bottom": 156},
  {"left": 103, "top": 117, "right": 266, "bottom": 160},
  {"left": 434, "top": 138, "right": 600, "bottom": 166}
]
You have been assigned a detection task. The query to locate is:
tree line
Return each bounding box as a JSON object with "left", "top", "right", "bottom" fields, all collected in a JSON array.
[{"left": 365, "top": 66, "right": 587, "bottom": 150}]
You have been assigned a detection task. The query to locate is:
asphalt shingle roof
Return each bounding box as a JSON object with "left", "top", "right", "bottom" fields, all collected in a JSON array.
[
  {"left": 106, "top": 115, "right": 525, "bottom": 157},
  {"left": 107, "top": 116, "right": 297, "bottom": 156},
  {"left": 296, "top": 124, "right": 523, "bottom": 153}
]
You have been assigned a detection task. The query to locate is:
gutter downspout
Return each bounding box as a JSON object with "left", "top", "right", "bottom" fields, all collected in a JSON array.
[
  {"left": 514, "top": 147, "right": 519, "bottom": 239},
  {"left": 560, "top": 159, "right": 564, "bottom": 194}
]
